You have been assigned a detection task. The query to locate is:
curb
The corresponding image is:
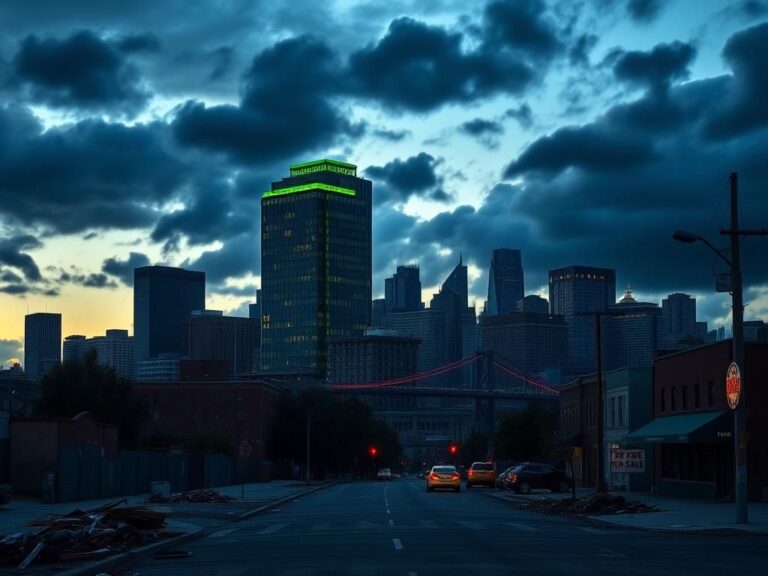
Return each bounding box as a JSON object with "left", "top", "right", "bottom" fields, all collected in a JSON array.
[
  {"left": 58, "top": 482, "right": 336, "bottom": 576},
  {"left": 487, "top": 491, "right": 768, "bottom": 536}
]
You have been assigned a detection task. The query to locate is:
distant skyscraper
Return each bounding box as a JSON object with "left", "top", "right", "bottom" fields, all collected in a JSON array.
[
  {"left": 518, "top": 295, "right": 549, "bottom": 314},
  {"left": 24, "top": 313, "right": 61, "bottom": 380},
  {"left": 384, "top": 265, "right": 422, "bottom": 313},
  {"left": 487, "top": 249, "right": 524, "bottom": 316},
  {"left": 261, "top": 159, "right": 372, "bottom": 375},
  {"left": 549, "top": 265, "right": 616, "bottom": 377},
  {"left": 661, "top": 293, "right": 697, "bottom": 349},
  {"left": 371, "top": 298, "right": 386, "bottom": 327},
  {"left": 63, "top": 335, "right": 87, "bottom": 364},
  {"left": 186, "top": 310, "right": 261, "bottom": 377},
  {"left": 604, "top": 289, "right": 662, "bottom": 371},
  {"left": 430, "top": 257, "right": 469, "bottom": 364},
  {"left": 133, "top": 266, "right": 205, "bottom": 367},
  {"left": 383, "top": 310, "right": 446, "bottom": 372},
  {"left": 65, "top": 330, "right": 134, "bottom": 378}
]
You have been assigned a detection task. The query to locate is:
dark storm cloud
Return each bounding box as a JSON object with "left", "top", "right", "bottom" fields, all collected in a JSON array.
[
  {"left": 0, "top": 338, "right": 23, "bottom": 362},
  {"left": 0, "top": 270, "right": 23, "bottom": 283},
  {"left": 186, "top": 233, "right": 259, "bottom": 284},
  {"left": 0, "top": 235, "right": 42, "bottom": 281},
  {"left": 71, "top": 273, "right": 118, "bottom": 289},
  {"left": 346, "top": 17, "right": 535, "bottom": 112},
  {"left": 460, "top": 118, "right": 504, "bottom": 137},
  {"left": 740, "top": 1, "right": 768, "bottom": 17},
  {"left": 102, "top": 252, "right": 151, "bottom": 286},
  {"left": 612, "top": 41, "right": 697, "bottom": 89},
  {"left": 0, "top": 284, "right": 30, "bottom": 295},
  {"left": 82, "top": 232, "right": 98, "bottom": 241},
  {"left": 173, "top": 35, "right": 361, "bottom": 164},
  {"left": 208, "top": 46, "right": 235, "bottom": 81},
  {"left": 113, "top": 32, "right": 161, "bottom": 53},
  {"left": 568, "top": 33, "right": 598, "bottom": 66},
  {"left": 505, "top": 104, "right": 534, "bottom": 129},
  {"left": 10, "top": 31, "right": 150, "bottom": 115},
  {"left": 365, "top": 153, "right": 449, "bottom": 204},
  {"left": 372, "top": 128, "right": 410, "bottom": 142},
  {"left": 626, "top": 0, "right": 663, "bottom": 22},
  {"left": 481, "top": 0, "right": 562, "bottom": 60},
  {"left": 0, "top": 105, "right": 185, "bottom": 234}
]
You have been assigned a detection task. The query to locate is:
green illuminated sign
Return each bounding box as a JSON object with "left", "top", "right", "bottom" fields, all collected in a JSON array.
[
  {"left": 289, "top": 159, "right": 357, "bottom": 177},
  {"left": 262, "top": 182, "right": 356, "bottom": 199}
]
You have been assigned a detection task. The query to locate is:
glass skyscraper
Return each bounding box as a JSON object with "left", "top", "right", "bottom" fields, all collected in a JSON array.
[
  {"left": 549, "top": 265, "right": 616, "bottom": 377},
  {"left": 487, "top": 248, "right": 524, "bottom": 316},
  {"left": 24, "top": 312, "right": 61, "bottom": 380},
  {"left": 261, "top": 159, "right": 372, "bottom": 375},
  {"left": 384, "top": 265, "right": 422, "bottom": 313}
]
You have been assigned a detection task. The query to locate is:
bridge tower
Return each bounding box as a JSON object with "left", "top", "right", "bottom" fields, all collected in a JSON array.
[{"left": 474, "top": 350, "right": 496, "bottom": 459}]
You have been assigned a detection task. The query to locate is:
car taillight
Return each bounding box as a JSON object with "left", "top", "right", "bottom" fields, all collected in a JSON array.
[
  {"left": 510, "top": 473, "right": 518, "bottom": 482},
  {"left": 469, "top": 470, "right": 474, "bottom": 476},
  {"left": 452, "top": 473, "right": 460, "bottom": 479},
  {"left": 430, "top": 473, "right": 439, "bottom": 479}
]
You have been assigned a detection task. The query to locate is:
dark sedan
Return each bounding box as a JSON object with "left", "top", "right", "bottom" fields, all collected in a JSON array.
[{"left": 503, "top": 463, "right": 571, "bottom": 494}]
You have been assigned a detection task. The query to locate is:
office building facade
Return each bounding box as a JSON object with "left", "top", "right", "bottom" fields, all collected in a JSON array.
[
  {"left": 549, "top": 265, "right": 616, "bottom": 377},
  {"left": 133, "top": 266, "right": 205, "bottom": 367},
  {"left": 486, "top": 248, "right": 524, "bottom": 316},
  {"left": 384, "top": 265, "right": 422, "bottom": 314},
  {"left": 24, "top": 313, "right": 62, "bottom": 380},
  {"left": 261, "top": 159, "right": 372, "bottom": 375},
  {"left": 186, "top": 310, "right": 261, "bottom": 377},
  {"left": 383, "top": 310, "right": 446, "bottom": 372},
  {"left": 660, "top": 293, "right": 697, "bottom": 349},
  {"left": 64, "top": 330, "right": 134, "bottom": 378},
  {"left": 603, "top": 290, "right": 662, "bottom": 371},
  {"left": 327, "top": 331, "right": 420, "bottom": 384},
  {"left": 518, "top": 294, "right": 549, "bottom": 314}
]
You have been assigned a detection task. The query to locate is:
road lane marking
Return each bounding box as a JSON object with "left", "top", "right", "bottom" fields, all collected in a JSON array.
[
  {"left": 457, "top": 520, "right": 484, "bottom": 530},
  {"left": 388, "top": 519, "right": 394, "bottom": 526},
  {"left": 506, "top": 522, "right": 537, "bottom": 532},
  {"left": 257, "top": 523, "right": 286, "bottom": 535},
  {"left": 208, "top": 528, "right": 237, "bottom": 539},
  {"left": 392, "top": 538, "right": 403, "bottom": 550}
]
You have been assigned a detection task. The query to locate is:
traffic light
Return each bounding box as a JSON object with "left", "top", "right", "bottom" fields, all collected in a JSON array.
[
  {"left": 449, "top": 443, "right": 458, "bottom": 456},
  {"left": 369, "top": 446, "right": 378, "bottom": 457}
]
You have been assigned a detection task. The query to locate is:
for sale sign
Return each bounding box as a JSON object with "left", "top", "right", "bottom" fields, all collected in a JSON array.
[
  {"left": 610, "top": 449, "right": 645, "bottom": 473},
  {"left": 726, "top": 362, "right": 741, "bottom": 410}
]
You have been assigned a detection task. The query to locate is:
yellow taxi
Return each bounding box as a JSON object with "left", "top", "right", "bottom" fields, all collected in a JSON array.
[
  {"left": 466, "top": 461, "right": 496, "bottom": 488},
  {"left": 425, "top": 465, "right": 461, "bottom": 492}
]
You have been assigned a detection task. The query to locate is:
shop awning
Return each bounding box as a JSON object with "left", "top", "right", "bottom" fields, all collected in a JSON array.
[{"left": 627, "top": 411, "right": 732, "bottom": 444}]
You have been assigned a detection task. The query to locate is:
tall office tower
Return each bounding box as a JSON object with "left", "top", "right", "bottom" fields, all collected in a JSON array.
[
  {"left": 261, "top": 159, "right": 372, "bottom": 375},
  {"left": 549, "top": 265, "right": 616, "bottom": 377},
  {"left": 480, "top": 311, "right": 567, "bottom": 376},
  {"left": 603, "top": 289, "right": 662, "bottom": 371},
  {"left": 383, "top": 310, "right": 446, "bottom": 372},
  {"left": 133, "top": 266, "right": 205, "bottom": 367},
  {"left": 24, "top": 313, "right": 62, "bottom": 379},
  {"left": 63, "top": 335, "right": 87, "bottom": 363},
  {"left": 87, "top": 329, "right": 134, "bottom": 379},
  {"left": 371, "top": 298, "right": 387, "bottom": 327},
  {"left": 486, "top": 249, "right": 524, "bottom": 316},
  {"left": 186, "top": 310, "right": 261, "bottom": 377},
  {"left": 384, "top": 265, "right": 423, "bottom": 314},
  {"left": 661, "top": 293, "right": 697, "bottom": 349},
  {"left": 430, "top": 257, "right": 469, "bottom": 364}
]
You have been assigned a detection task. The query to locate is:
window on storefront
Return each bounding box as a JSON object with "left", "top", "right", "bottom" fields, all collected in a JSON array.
[
  {"left": 671, "top": 388, "right": 677, "bottom": 411},
  {"left": 682, "top": 385, "right": 688, "bottom": 410},
  {"left": 694, "top": 382, "right": 700, "bottom": 409}
]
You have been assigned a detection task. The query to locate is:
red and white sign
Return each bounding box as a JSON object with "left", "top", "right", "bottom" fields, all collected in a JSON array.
[
  {"left": 726, "top": 362, "right": 741, "bottom": 410},
  {"left": 610, "top": 449, "right": 645, "bottom": 473}
]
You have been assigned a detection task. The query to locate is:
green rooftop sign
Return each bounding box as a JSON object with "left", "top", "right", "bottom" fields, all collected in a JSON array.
[
  {"left": 289, "top": 159, "right": 357, "bottom": 177},
  {"left": 263, "top": 182, "right": 356, "bottom": 199}
]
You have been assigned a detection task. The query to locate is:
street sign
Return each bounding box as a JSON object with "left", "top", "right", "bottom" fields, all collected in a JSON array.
[
  {"left": 726, "top": 362, "right": 741, "bottom": 409},
  {"left": 239, "top": 438, "right": 252, "bottom": 459},
  {"left": 610, "top": 449, "right": 645, "bottom": 473},
  {"left": 715, "top": 273, "right": 732, "bottom": 293}
]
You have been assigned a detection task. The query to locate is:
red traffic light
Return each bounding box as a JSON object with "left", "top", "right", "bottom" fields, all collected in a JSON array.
[
  {"left": 449, "top": 444, "right": 458, "bottom": 455},
  {"left": 369, "top": 446, "right": 378, "bottom": 457}
]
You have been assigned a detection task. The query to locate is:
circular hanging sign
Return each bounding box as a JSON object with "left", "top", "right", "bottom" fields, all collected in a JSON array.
[{"left": 726, "top": 362, "right": 741, "bottom": 410}]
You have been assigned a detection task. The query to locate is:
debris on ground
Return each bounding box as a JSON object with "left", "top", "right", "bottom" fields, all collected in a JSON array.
[
  {"left": 514, "top": 493, "right": 658, "bottom": 516},
  {"left": 0, "top": 500, "right": 175, "bottom": 569},
  {"left": 148, "top": 489, "right": 237, "bottom": 504}
]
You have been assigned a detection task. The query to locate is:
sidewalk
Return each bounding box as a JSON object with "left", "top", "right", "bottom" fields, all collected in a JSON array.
[
  {"left": 491, "top": 488, "right": 768, "bottom": 534},
  {"left": 0, "top": 480, "right": 333, "bottom": 574}
]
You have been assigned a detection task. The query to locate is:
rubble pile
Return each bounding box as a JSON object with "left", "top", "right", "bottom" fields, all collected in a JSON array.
[
  {"left": 149, "top": 489, "right": 237, "bottom": 504},
  {"left": 516, "top": 493, "right": 658, "bottom": 516},
  {"left": 0, "top": 500, "right": 174, "bottom": 569}
]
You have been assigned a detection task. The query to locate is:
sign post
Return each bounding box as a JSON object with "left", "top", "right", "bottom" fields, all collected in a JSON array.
[{"left": 239, "top": 437, "right": 252, "bottom": 499}]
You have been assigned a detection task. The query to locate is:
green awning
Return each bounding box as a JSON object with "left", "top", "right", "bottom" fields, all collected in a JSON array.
[{"left": 627, "top": 411, "right": 732, "bottom": 444}]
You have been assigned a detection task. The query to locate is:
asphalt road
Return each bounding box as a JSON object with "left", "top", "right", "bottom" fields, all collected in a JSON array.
[{"left": 123, "top": 478, "right": 767, "bottom": 575}]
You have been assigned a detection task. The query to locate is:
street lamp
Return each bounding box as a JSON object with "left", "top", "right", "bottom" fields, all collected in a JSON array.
[{"left": 672, "top": 172, "right": 768, "bottom": 524}]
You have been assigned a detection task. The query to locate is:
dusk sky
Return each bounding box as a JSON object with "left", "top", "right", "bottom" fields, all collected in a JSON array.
[{"left": 1, "top": 0, "right": 768, "bottom": 365}]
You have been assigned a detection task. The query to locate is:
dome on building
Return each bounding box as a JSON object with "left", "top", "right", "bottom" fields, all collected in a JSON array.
[{"left": 618, "top": 287, "right": 637, "bottom": 304}]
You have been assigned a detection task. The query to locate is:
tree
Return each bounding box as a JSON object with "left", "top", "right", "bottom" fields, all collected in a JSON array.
[
  {"left": 34, "top": 351, "right": 148, "bottom": 447},
  {"left": 461, "top": 432, "right": 489, "bottom": 466},
  {"left": 495, "top": 403, "right": 558, "bottom": 462}
]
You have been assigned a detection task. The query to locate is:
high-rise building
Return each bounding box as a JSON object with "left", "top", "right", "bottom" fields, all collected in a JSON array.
[
  {"left": 186, "top": 310, "right": 261, "bottom": 377},
  {"left": 480, "top": 311, "right": 567, "bottom": 376},
  {"left": 261, "top": 159, "right": 372, "bottom": 375},
  {"left": 603, "top": 289, "right": 662, "bottom": 371},
  {"left": 549, "top": 265, "right": 616, "bottom": 377},
  {"left": 371, "top": 299, "right": 386, "bottom": 328},
  {"left": 487, "top": 249, "right": 524, "bottom": 316},
  {"left": 65, "top": 330, "right": 134, "bottom": 378},
  {"left": 327, "top": 331, "right": 420, "bottom": 384},
  {"left": 24, "top": 313, "right": 61, "bottom": 380},
  {"left": 518, "top": 295, "right": 549, "bottom": 314},
  {"left": 383, "top": 310, "right": 446, "bottom": 372},
  {"left": 660, "top": 293, "right": 697, "bottom": 349},
  {"left": 430, "top": 257, "right": 469, "bottom": 364},
  {"left": 133, "top": 266, "right": 205, "bottom": 368},
  {"left": 384, "top": 265, "right": 422, "bottom": 314}
]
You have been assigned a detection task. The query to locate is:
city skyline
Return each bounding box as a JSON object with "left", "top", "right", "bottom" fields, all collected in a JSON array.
[{"left": 2, "top": 1, "right": 768, "bottom": 364}]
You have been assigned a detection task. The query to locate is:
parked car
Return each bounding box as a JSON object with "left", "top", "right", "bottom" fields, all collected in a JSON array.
[
  {"left": 376, "top": 468, "right": 393, "bottom": 481},
  {"left": 495, "top": 466, "right": 518, "bottom": 489},
  {"left": 466, "top": 461, "right": 496, "bottom": 488},
  {"left": 503, "top": 463, "right": 571, "bottom": 494},
  {"left": 426, "top": 465, "right": 461, "bottom": 492}
]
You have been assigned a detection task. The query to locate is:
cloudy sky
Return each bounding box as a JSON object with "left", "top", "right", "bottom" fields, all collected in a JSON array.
[{"left": 1, "top": 0, "right": 768, "bottom": 365}]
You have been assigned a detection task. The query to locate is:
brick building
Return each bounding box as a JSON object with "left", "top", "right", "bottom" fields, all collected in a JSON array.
[{"left": 327, "top": 332, "right": 420, "bottom": 384}]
